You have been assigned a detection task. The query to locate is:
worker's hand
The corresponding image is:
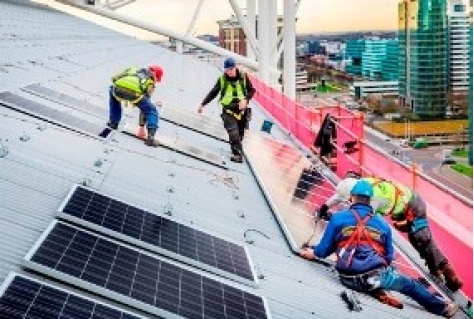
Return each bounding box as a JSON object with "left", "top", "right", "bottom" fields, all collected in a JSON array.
[
  {"left": 155, "top": 100, "right": 163, "bottom": 112},
  {"left": 197, "top": 105, "right": 204, "bottom": 114},
  {"left": 238, "top": 99, "right": 248, "bottom": 110},
  {"left": 317, "top": 204, "right": 331, "bottom": 221},
  {"left": 300, "top": 247, "right": 315, "bottom": 260}
]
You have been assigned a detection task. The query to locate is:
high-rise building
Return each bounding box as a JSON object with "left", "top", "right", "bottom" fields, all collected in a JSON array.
[
  {"left": 345, "top": 39, "right": 365, "bottom": 77},
  {"left": 448, "top": 0, "right": 470, "bottom": 114},
  {"left": 345, "top": 38, "right": 398, "bottom": 81},
  {"left": 398, "top": 0, "right": 449, "bottom": 118}
]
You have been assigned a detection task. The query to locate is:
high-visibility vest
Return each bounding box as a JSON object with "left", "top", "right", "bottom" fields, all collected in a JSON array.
[
  {"left": 112, "top": 67, "right": 155, "bottom": 104},
  {"left": 219, "top": 73, "right": 247, "bottom": 107},
  {"left": 364, "top": 177, "right": 412, "bottom": 218}
]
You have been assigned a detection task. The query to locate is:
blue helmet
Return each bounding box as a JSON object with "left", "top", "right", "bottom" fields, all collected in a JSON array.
[
  {"left": 224, "top": 57, "right": 236, "bottom": 70},
  {"left": 350, "top": 180, "right": 373, "bottom": 197}
]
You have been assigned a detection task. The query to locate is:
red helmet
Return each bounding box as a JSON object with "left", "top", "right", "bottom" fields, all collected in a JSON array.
[{"left": 149, "top": 65, "right": 163, "bottom": 82}]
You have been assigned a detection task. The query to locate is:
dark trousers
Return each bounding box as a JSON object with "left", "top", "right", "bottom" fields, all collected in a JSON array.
[
  {"left": 221, "top": 111, "right": 246, "bottom": 155},
  {"left": 407, "top": 194, "right": 447, "bottom": 273},
  {"left": 408, "top": 227, "right": 447, "bottom": 274}
]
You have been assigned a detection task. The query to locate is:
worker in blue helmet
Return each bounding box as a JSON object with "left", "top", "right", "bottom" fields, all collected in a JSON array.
[
  {"left": 300, "top": 180, "right": 459, "bottom": 318},
  {"left": 198, "top": 57, "right": 256, "bottom": 163}
]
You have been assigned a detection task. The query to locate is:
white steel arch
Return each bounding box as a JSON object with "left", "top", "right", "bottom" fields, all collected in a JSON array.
[{"left": 64, "top": 0, "right": 300, "bottom": 99}]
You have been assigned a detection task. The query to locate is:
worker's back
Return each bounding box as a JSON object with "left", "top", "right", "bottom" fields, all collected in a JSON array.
[{"left": 363, "top": 177, "right": 412, "bottom": 218}]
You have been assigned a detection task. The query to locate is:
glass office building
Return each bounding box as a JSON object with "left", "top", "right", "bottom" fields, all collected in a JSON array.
[
  {"left": 398, "top": 0, "right": 448, "bottom": 118},
  {"left": 346, "top": 38, "right": 398, "bottom": 81}
]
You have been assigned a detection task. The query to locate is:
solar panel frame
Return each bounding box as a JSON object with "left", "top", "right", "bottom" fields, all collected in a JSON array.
[
  {"left": 0, "top": 91, "right": 111, "bottom": 141},
  {"left": 21, "top": 84, "right": 104, "bottom": 118},
  {"left": 0, "top": 272, "right": 145, "bottom": 319},
  {"left": 160, "top": 107, "right": 228, "bottom": 142},
  {"left": 23, "top": 220, "right": 272, "bottom": 319},
  {"left": 122, "top": 123, "right": 228, "bottom": 169},
  {"left": 56, "top": 184, "right": 259, "bottom": 288}
]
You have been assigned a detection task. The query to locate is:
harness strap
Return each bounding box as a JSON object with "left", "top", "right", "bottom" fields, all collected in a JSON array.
[
  {"left": 224, "top": 108, "right": 243, "bottom": 120},
  {"left": 337, "top": 209, "right": 387, "bottom": 268}
]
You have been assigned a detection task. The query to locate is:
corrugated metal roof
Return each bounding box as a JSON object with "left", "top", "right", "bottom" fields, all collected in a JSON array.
[{"left": 0, "top": 1, "right": 460, "bottom": 318}]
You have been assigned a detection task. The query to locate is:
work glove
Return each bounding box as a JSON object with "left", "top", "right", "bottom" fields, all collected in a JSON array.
[
  {"left": 392, "top": 220, "right": 411, "bottom": 233},
  {"left": 317, "top": 204, "right": 331, "bottom": 221}
]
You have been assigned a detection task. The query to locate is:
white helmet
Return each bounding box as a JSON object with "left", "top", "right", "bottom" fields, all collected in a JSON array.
[{"left": 326, "top": 177, "right": 358, "bottom": 207}]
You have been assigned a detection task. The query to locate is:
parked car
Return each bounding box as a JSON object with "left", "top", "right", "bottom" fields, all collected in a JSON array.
[{"left": 442, "top": 149, "right": 456, "bottom": 165}]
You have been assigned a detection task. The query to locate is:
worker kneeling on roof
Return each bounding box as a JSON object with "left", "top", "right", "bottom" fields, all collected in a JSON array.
[
  {"left": 317, "top": 171, "right": 463, "bottom": 293},
  {"left": 300, "top": 180, "right": 459, "bottom": 318}
]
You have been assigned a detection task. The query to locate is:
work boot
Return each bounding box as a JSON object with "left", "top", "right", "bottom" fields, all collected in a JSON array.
[
  {"left": 371, "top": 289, "right": 403, "bottom": 309},
  {"left": 442, "top": 302, "right": 459, "bottom": 318},
  {"left": 107, "top": 121, "right": 118, "bottom": 130},
  {"left": 441, "top": 263, "right": 463, "bottom": 292},
  {"left": 230, "top": 154, "right": 243, "bottom": 163},
  {"left": 144, "top": 128, "right": 157, "bottom": 147}
]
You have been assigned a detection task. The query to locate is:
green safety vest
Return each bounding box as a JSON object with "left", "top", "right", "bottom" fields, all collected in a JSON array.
[
  {"left": 363, "top": 177, "right": 412, "bottom": 218},
  {"left": 112, "top": 67, "right": 155, "bottom": 104},
  {"left": 219, "top": 73, "right": 247, "bottom": 107}
]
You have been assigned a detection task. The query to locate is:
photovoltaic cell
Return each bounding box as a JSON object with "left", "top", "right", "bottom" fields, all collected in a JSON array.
[
  {"left": 57, "top": 185, "right": 257, "bottom": 286},
  {"left": 21, "top": 84, "right": 104, "bottom": 118},
  {"left": 24, "top": 221, "right": 270, "bottom": 319},
  {"left": 0, "top": 272, "right": 143, "bottom": 319},
  {"left": 0, "top": 91, "right": 107, "bottom": 139}
]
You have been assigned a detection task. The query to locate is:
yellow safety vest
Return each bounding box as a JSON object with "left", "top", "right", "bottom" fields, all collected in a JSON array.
[
  {"left": 364, "top": 177, "right": 412, "bottom": 218},
  {"left": 112, "top": 67, "right": 155, "bottom": 104},
  {"left": 219, "top": 73, "right": 247, "bottom": 107}
]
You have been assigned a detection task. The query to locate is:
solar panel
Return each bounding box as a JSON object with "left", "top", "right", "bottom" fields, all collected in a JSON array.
[
  {"left": 0, "top": 91, "right": 109, "bottom": 140},
  {"left": 0, "top": 272, "right": 143, "bottom": 319},
  {"left": 21, "top": 84, "right": 104, "bottom": 118},
  {"left": 243, "top": 133, "right": 336, "bottom": 261},
  {"left": 122, "top": 123, "right": 228, "bottom": 169},
  {"left": 161, "top": 108, "right": 228, "bottom": 142},
  {"left": 57, "top": 184, "right": 257, "bottom": 287},
  {"left": 23, "top": 221, "right": 271, "bottom": 319}
]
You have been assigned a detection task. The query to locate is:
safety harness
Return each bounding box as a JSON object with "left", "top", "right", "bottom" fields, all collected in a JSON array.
[
  {"left": 219, "top": 72, "right": 247, "bottom": 120},
  {"left": 337, "top": 209, "right": 387, "bottom": 268}
]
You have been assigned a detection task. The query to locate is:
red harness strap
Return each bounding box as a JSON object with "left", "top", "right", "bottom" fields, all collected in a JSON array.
[{"left": 337, "top": 209, "right": 387, "bottom": 267}]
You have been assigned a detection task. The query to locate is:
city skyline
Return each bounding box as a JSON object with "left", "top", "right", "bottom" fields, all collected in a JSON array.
[{"left": 117, "top": 0, "right": 401, "bottom": 39}]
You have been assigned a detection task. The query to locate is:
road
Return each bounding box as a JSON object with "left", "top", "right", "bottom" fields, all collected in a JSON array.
[{"left": 364, "top": 127, "right": 473, "bottom": 201}]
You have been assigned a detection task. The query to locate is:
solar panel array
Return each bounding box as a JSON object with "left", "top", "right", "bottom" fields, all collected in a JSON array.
[
  {"left": 21, "top": 84, "right": 104, "bottom": 117},
  {"left": 0, "top": 92, "right": 107, "bottom": 139},
  {"left": 0, "top": 273, "right": 142, "bottom": 319},
  {"left": 24, "top": 221, "right": 269, "bottom": 319},
  {"left": 58, "top": 185, "right": 256, "bottom": 286}
]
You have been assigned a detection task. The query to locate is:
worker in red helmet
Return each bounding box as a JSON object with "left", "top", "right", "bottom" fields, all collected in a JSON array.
[{"left": 107, "top": 65, "right": 164, "bottom": 146}]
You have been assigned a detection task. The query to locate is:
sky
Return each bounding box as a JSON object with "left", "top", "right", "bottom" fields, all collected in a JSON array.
[{"left": 116, "top": 0, "right": 400, "bottom": 37}]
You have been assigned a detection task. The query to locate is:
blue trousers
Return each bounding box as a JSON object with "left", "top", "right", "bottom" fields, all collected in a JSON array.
[
  {"left": 339, "top": 266, "right": 447, "bottom": 316},
  {"left": 108, "top": 87, "right": 159, "bottom": 129}
]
